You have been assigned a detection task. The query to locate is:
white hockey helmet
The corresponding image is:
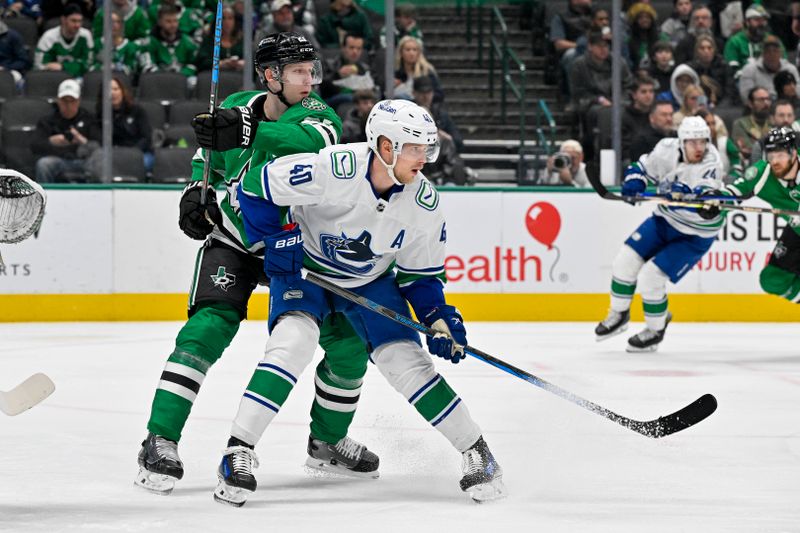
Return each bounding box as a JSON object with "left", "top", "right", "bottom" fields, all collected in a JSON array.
[
  {"left": 677, "top": 116, "right": 711, "bottom": 147},
  {"left": 365, "top": 99, "right": 440, "bottom": 185}
]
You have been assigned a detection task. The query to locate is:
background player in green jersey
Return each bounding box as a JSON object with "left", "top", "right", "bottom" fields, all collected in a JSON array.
[
  {"left": 136, "top": 32, "right": 376, "bottom": 495},
  {"left": 725, "top": 127, "right": 800, "bottom": 303}
]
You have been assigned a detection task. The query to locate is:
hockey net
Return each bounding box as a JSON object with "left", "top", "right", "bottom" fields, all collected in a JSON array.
[{"left": 0, "top": 169, "right": 46, "bottom": 244}]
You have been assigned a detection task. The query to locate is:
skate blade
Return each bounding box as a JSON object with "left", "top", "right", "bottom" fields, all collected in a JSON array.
[
  {"left": 595, "top": 323, "right": 628, "bottom": 342},
  {"left": 625, "top": 343, "right": 660, "bottom": 353},
  {"left": 466, "top": 477, "right": 507, "bottom": 503},
  {"left": 213, "top": 480, "right": 252, "bottom": 507},
  {"left": 134, "top": 466, "right": 177, "bottom": 495},
  {"left": 304, "top": 457, "right": 380, "bottom": 479}
]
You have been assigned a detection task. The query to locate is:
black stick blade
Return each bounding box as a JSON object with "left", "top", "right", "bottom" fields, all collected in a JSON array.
[{"left": 630, "top": 394, "right": 718, "bottom": 438}]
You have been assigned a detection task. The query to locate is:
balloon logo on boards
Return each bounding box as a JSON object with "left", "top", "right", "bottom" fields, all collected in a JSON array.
[{"left": 525, "top": 202, "right": 562, "bottom": 281}]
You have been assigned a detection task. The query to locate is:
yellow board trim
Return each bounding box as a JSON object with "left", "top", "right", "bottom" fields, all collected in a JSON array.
[{"left": 2, "top": 293, "right": 800, "bottom": 322}]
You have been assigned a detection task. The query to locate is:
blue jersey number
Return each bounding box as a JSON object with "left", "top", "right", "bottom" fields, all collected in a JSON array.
[{"left": 289, "top": 164, "right": 313, "bottom": 186}]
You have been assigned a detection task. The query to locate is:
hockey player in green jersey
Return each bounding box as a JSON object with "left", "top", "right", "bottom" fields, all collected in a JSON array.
[
  {"left": 135, "top": 32, "right": 376, "bottom": 495},
  {"left": 724, "top": 127, "right": 800, "bottom": 302}
]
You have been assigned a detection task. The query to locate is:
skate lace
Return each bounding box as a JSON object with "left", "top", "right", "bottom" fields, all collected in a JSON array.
[
  {"left": 334, "top": 437, "right": 363, "bottom": 460},
  {"left": 635, "top": 328, "right": 660, "bottom": 342},
  {"left": 461, "top": 448, "right": 485, "bottom": 476},
  {"left": 222, "top": 445, "right": 260, "bottom": 473},
  {"left": 154, "top": 436, "right": 180, "bottom": 462},
  {"left": 600, "top": 310, "right": 623, "bottom": 328}
]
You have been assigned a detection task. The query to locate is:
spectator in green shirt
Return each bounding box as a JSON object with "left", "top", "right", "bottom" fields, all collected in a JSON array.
[
  {"left": 140, "top": 3, "right": 199, "bottom": 82},
  {"left": 93, "top": 0, "right": 151, "bottom": 42},
  {"left": 316, "top": 0, "right": 373, "bottom": 49},
  {"left": 34, "top": 3, "right": 93, "bottom": 76},
  {"left": 724, "top": 3, "right": 785, "bottom": 78}
]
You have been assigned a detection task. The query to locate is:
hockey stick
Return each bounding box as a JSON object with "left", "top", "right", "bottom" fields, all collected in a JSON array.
[
  {"left": 200, "top": 0, "right": 224, "bottom": 208},
  {"left": 0, "top": 373, "right": 55, "bottom": 416},
  {"left": 302, "top": 271, "right": 717, "bottom": 438},
  {"left": 586, "top": 171, "right": 799, "bottom": 216}
]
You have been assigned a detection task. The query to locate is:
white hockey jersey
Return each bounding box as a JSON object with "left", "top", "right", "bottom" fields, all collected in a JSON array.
[
  {"left": 238, "top": 143, "right": 447, "bottom": 289},
  {"left": 632, "top": 138, "right": 725, "bottom": 238}
]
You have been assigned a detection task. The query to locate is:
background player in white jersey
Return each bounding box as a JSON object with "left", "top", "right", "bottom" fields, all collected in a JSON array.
[
  {"left": 212, "top": 100, "right": 505, "bottom": 506},
  {"left": 595, "top": 116, "right": 725, "bottom": 352}
]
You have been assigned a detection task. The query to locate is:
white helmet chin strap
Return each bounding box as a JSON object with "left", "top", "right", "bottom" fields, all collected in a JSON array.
[{"left": 374, "top": 149, "right": 403, "bottom": 186}]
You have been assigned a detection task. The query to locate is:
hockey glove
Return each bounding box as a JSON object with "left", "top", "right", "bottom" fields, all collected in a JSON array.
[
  {"left": 423, "top": 305, "right": 467, "bottom": 364},
  {"left": 264, "top": 223, "right": 304, "bottom": 285},
  {"left": 696, "top": 189, "right": 722, "bottom": 220},
  {"left": 192, "top": 106, "right": 255, "bottom": 152},
  {"left": 178, "top": 181, "right": 222, "bottom": 240},
  {"left": 621, "top": 176, "right": 646, "bottom": 197},
  {"left": 667, "top": 181, "right": 693, "bottom": 200}
]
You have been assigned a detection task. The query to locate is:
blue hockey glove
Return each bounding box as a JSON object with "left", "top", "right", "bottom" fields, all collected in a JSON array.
[
  {"left": 621, "top": 177, "right": 646, "bottom": 197},
  {"left": 264, "top": 223, "right": 304, "bottom": 285},
  {"left": 422, "top": 305, "right": 467, "bottom": 364},
  {"left": 667, "top": 181, "right": 693, "bottom": 200}
]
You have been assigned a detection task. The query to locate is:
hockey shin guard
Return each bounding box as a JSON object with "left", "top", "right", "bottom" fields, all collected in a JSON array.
[
  {"left": 147, "top": 304, "right": 241, "bottom": 441},
  {"left": 639, "top": 261, "right": 670, "bottom": 331},
  {"left": 231, "top": 312, "right": 319, "bottom": 445},
  {"left": 610, "top": 245, "right": 645, "bottom": 312},
  {"left": 374, "top": 341, "right": 481, "bottom": 453}
]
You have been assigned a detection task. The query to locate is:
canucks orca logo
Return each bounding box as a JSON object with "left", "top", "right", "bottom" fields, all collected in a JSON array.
[{"left": 319, "top": 230, "right": 381, "bottom": 275}]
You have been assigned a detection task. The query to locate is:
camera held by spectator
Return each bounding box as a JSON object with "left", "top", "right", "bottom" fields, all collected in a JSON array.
[
  {"left": 552, "top": 152, "right": 572, "bottom": 170},
  {"left": 542, "top": 140, "right": 589, "bottom": 187}
]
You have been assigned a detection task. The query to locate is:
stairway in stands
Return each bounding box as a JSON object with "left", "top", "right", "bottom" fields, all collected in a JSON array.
[{"left": 415, "top": 3, "right": 572, "bottom": 183}]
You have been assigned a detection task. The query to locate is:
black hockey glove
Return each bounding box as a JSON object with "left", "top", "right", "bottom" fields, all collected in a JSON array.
[
  {"left": 192, "top": 106, "right": 255, "bottom": 152},
  {"left": 696, "top": 189, "right": 722, "bottom": 220},
  {"left": 178, "top": 181, "right": 223, "bottom": 240}
]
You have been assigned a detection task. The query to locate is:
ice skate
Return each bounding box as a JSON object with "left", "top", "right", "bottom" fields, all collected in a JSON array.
[
  {"left": 595, "top": 309, "right": 630, "bottom": 341},
  {"left": 305, "top": 435, "right": 380, "bottom": 479},
  {"left": 134, "top": 433, "right": 184, "bottom": 495},
  {"left": 626, "top": 313, "right": 672, "bottom": 353},
  {"left": 213, "top": 437, "right": 259, "bottom": 507},
  {"left": 459, "top": 436, "right": 506, "bottom": 502}
]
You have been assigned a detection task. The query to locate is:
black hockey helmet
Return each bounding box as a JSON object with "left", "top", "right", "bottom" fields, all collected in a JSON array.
[
  {"left": 763, "top": 127, "right": 798, "bottom": 154},
  {"left": 254, "top": 32, "right": 322, "bottom": 106}
]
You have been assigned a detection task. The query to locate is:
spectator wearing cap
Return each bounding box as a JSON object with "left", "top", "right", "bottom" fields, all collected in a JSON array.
[
  {"left": 660, "top": 0, "right": 692, "bottom": 46},
  {"left": 542, "top": 139, "right": 589, "bottom": 187},
  {"left": 196, "top": 4, "right": 243, "bottom": 72},
  {"left": 320, "top": 33, "right": 374, "bottom": 110},
  {"left": 773, "top": 70, "right": 800, "bottom": 112},
  {"left": 316, "top": 0, "right": 373, "bottom": 50},
  {"left": 341, "top": 89, "right": 375, "bottom": 143},
  {"left": 34, "top": 4, "right": 94, "bottom": 76},
  {"left": 738, "top": 35, "right": 800, "bottom": 104},
  {"left": 673, "top": 6, "right": 724, "bottom": 65},
  {"left": 380, "top": 3, "right": 423, "bottom": 48},
  {"left": 687, "top": 33, "right": 733, "bottom": 105},
  {"left": 255, "top": 0, "right": 320, "bottom": 50},
  {"left": 0, "top": 19, "right": 32, "bottom": 86},
  {"left": 645, "top": 41, "right": 675, "bottom": 94},
  {"left": 570, "top": 31, "right": 632, "bottom": 161},
  {"left": 412, "top": 75, "right": 472, "bottom": 185},
  {"left": 93, "top": 0, "right": 151, "bottom": 43},
  {"left": 626, "top": 2, "right": 659, "bottom": 69},
  {"left": 724, "top": 3, "right": 786, "bottom": 78},
  {"left": 31, "top": 79, "right": 99, "bottom": 183}
]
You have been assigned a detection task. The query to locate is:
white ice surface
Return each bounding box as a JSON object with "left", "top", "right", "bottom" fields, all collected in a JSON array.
[{"left": 0, "top": 321, "right": 798, "bottom": 533}]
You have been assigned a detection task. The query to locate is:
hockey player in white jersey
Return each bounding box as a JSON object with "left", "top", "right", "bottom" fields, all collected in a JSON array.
[
  {"left": 212, "top": 100, "right": 505, "bottom": 506},
  {"left": 595, "top": 116, "right": 725, "bottom": 352}
]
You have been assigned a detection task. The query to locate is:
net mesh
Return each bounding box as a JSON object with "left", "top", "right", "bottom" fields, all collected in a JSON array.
[{"left": 0, "top": 174, "right": 45, "bottom": 244}]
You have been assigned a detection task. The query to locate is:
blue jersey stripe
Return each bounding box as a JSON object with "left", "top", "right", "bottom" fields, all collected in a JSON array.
[
  {"left": 257, "top": 363, "right": 297, "bottom": 384},
  {"left": 243, "top": 392, "right": 279, "bottom": 413},
  {"left": 432, "top": 398, "right": 462, "bottom": 426}
]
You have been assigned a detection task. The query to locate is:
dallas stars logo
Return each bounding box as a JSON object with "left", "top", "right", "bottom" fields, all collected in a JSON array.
[{"left": 210, "top": 266, "right": 236, "bottom": 291}]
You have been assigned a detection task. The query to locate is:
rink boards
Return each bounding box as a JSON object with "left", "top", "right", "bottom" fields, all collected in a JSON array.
[{"left": 2, "top": 186, "right": 799, "bottom": 322}]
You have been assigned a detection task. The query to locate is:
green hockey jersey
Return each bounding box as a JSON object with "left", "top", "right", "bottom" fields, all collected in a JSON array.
[
  {"left": 93, "top": 5, "right": 151, "bottom": 42},
  {"left": 140, "top": 32, "right": 198, "bottom": 77},
  {"left": 34, "top": 27, "right": 94, "bottom": 77},
  {"left": 191, "top": 91, "right": 342, "bottom": 254},
  {"left": 91, "top": 37, "right": 152, "bottom": 78},
  {"left": 726, "top": 154, "right": 800, "bottom": 236}
]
